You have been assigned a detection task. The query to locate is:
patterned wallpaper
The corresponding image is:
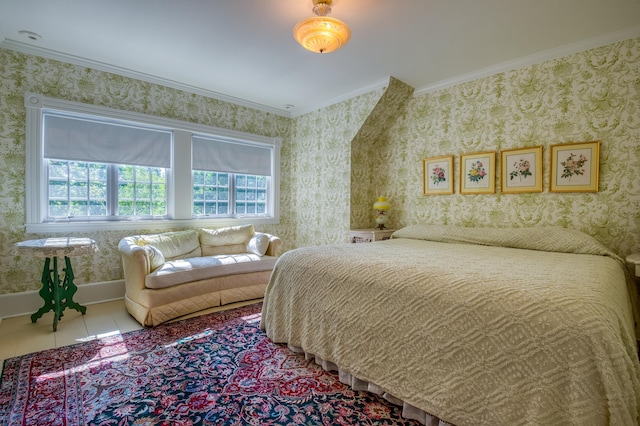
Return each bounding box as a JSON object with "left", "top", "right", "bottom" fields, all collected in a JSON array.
[
  {"left": 350, "top": 77, "right": 414, "bottom": 229},
  {"left": 289, "top": 87, "right": 383, "bottom": 246},
  {"left": 0, "top": 36, "right": 639, "bottom": 296},
  {"left": 373, "top": 37, "right": 640, "bottom": 259},
  {"left": 0, "top": 50, "right": 296, "bottom": 293},
  {"left": 0, "top": 49, "right": 384, "bottom": 294}
]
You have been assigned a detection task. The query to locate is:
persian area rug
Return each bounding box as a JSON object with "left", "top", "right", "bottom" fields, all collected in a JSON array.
[{"left": 0, "top": 303, "right": 420, "bottom": 425}]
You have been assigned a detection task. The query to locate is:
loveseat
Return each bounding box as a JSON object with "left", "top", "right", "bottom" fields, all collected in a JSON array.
[{"left": 118, "top": 224, "right": 281, "bottom": 326}]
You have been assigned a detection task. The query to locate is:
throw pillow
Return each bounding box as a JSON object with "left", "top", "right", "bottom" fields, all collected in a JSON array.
[
  {"left": 200, "top": 224, "right": 255, "bottom": 246},
  {"left": 246, "top": 233, "right": 270, "bottom": 256},
  {"left": 144, "top": 244, "right": 165, "bottom": 272}
]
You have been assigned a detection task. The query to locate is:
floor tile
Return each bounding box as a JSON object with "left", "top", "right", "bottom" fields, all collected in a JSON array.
[{"left": 0, "top": 298, "right": 262, "bottom": 365}]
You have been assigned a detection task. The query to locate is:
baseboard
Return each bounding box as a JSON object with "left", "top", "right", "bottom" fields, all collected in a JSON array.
[{"left": 0, "top": 280, "right": 125, "bottom": 323}]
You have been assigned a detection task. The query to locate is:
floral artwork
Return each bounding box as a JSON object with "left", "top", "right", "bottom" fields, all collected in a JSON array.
[
  {"left": 431, "top": 165, "right": 447, "bottom": 185},
  {"left": 423, "top": 156, "right": 454, "bottom": 195},
  {"left": 550, "top": 141, "right": 600, "bottom": 192},
  {"left": 560, "top": 153, "right": 588, "bottom": 180},
  {"left": 510, "top": 159, "right": 532, "bottom": 181},
  {"left": 460, "top": 151, "right": 495, "bottom": 194},
  {"left": 467, "top": 161, "right": 487, "bottom": 183},
  {"left": 500, "top": 147, "right": 542, "bottom": 193}
]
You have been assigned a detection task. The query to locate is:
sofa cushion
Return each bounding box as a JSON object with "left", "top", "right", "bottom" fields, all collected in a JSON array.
[
  {"left": 200, "top": 224, "right": 255, "bottom": 256},
  {"left": 145, "top": 254, "right": 278, "bottom": 289},
  {"left": 246, "top": 233, "right": 270, "bottom": 256},
  {"left": 143, "top": 245, "right": 165, "bottom": 272},
  {"left": 137, "top": 230, "right": 201, "bottom": 260}
]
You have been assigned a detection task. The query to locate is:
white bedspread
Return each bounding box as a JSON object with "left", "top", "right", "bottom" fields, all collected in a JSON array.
[{"left": 261, "top": 225, "right": 640, "bottom": 426}]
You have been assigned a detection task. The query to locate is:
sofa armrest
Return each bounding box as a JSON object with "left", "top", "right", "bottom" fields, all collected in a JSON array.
[
  {"left": 118, "top": 237, "right": 151, "bottom": 300},
  {"left": 263, "top": 233, "right": 282, "bottom": 257}
]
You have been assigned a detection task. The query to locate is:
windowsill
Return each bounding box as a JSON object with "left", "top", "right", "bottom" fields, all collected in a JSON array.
[{"left": 25, "top": 216, "right": 279, "bottom": 234}]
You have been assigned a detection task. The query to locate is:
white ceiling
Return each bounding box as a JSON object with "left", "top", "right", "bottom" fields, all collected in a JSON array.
[{"left": 1, "top": 0, "right": 639, "bottom": 117}]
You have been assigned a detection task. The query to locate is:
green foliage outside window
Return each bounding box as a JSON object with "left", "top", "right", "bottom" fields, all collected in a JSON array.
[
  {"left": 193, "top": 171, "right": 266, "bottom": 217},
  {"left": 47, "top": 160, "right": 166, "bottom": 219}
]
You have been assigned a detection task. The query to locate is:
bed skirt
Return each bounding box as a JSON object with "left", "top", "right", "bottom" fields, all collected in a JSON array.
[{"left": 288, "top": 344, "right": 454, "bottom": 426}]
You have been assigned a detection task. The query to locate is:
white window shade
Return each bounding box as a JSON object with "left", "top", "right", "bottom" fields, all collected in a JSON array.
[
  {"left": 44, "top": 113, "right": 172, "bottom": 168},
  {"left": 192, "top": 136, "right": 271, "bottom": 176}
]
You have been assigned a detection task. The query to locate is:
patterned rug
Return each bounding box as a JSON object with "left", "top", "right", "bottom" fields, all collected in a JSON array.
[{"left": 0, "top": 303, "right": 420, "bottom": 425}]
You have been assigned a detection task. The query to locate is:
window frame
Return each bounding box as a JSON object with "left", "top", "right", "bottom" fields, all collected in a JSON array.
[{"left": 25, "top": 92, "right": 281, "bottom": 233}]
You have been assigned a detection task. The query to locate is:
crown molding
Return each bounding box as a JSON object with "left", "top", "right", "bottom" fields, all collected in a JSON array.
[
  {"left": 414, "top": 25, "right": 640, "bottom": 97},
  {"left": 4, "top": 24, "right": 638, "bottom": 121},
  {"left": 0, "top": 39, "right": 293, "bottom": 118},
  {"left": 1, "top": 38, "right": 388, "bottom": 120}
]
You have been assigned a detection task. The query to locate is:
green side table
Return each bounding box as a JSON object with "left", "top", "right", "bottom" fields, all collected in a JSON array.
[{"left": 15, "top": 237, "right": 98, "bottom": 331}]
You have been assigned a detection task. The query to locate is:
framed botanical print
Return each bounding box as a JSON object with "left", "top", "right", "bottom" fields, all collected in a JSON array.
[
  {"left": 460, "top": 151, "right": 495, "bottom": 194},
  {"left": 423, "top": 155, "right": 454, "bottom": 195},
  {"left": 500, "top": 146, "right": 543, "bottom": 194},
  {"left": 550, "top": 141, "right": 600, "bottom": 192}
]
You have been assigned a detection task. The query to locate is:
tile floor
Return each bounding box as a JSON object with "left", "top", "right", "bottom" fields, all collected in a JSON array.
[{"left": 0, "top": 298, "right": 261, "bottom": 364}]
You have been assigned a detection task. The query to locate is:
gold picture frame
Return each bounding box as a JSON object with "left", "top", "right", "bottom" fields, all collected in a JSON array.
[
  {"left": 422, "top": 155, "right": 454, "bottom": 195},
  {"left": 460, "top": 151, "right": 496, "bottom": 194},
  {"left": 500, "top": 146, "right": 543, "bottom": 194},
  {"left": 550, "top": 141, "right": 600, "bottom": 192}
]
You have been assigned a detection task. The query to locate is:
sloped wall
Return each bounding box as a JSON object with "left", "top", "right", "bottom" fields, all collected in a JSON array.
[
  {"left": 288, "top": 87, "right": 385, "bottom": 246},
  {"left": 350, "top": 77, "right": 414, "bottom": 229}
]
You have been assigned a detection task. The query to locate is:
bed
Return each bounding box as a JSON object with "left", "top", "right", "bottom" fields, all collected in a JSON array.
[{"left": 260, "top": 225, "right": 640, "bottom": 426}]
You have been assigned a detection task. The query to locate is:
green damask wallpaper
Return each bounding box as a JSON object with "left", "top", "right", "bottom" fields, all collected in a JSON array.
[
  {"left": 374, "top": 37, "right": 640, "bottom": 258},
  {"left": 0, "top": 36, "right": 639, "bottom": 297},
  {"left": 0, "top": 49, "right": 381, "bottom": 294}
]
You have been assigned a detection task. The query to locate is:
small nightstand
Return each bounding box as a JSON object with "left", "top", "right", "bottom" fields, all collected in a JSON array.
[
  {"left": 350, "top": 228, "right": 396, "bottom": 243},
  {"left": 626, "top": 253, "right": 640, "bottom": 278}
]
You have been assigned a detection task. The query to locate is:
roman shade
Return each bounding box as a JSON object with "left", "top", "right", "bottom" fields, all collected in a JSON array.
[
  {"left": 192, "top": 135, "right": 272, "bottom": 176},
  {"left": 43, "top": 112, "right": 172, "bottom": 168}
]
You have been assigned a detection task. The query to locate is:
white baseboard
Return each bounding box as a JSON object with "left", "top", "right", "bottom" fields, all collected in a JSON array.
[{"left": 0, "top": 280, "right": 125, "bottom": 323}]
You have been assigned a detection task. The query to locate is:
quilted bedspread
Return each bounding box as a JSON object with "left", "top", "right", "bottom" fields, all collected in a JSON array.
[{"left": 261, "top": 225, "right": 640, "bottom": 426}]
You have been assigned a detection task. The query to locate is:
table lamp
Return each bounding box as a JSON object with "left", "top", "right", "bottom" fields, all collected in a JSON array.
[{"left": 373, "top": 197, "right": 391, "bottom": 230}]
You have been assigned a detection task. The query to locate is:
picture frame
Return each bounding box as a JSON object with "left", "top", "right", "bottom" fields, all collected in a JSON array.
[
  {"left": 460, "top": 151, "right": 496, "bottom": 194},
  {"left": 500, "top": 146, "right": 543, "bottom": 194},
  {"left": 550, "top": 141, "right": 600, "bottom": 192},
  {"left": 422, "top": 155, "right": 454, "bottom": 195}
]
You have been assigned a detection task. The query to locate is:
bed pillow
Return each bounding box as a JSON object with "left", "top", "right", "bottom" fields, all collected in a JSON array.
[
  {"left": 143, "top": 244, "right": 165, "bottom": 272},
  {"left": 246, "top": 233, "right": 270, "bottom": 256}
]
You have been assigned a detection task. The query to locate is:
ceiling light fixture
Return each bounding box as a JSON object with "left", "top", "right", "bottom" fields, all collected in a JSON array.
[{"left": 293, "top": 0, "right": 351, "bottom": 54}]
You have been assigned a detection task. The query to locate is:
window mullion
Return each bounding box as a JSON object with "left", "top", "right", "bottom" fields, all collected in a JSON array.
[
  {"left": 229, "top": 173, "right": 237, "bottom": 217},
  {"left": 65, "top": 161, "right": 71, "bottom": 218},
  {"left": 107, "top": 164, "right": 118, "bottom": 216}
]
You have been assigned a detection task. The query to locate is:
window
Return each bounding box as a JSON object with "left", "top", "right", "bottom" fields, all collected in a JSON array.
[
  {"left": 235, "top": 174, "right": 268, "bottom": 215},
  {"left": 117, "top": 165, "right": 167, "bottom": 217},
  {"left": 47, "top": 161, "right": 167, "bottom": 219},
  {"left": 25, "top": 92, "right": 281, "bottom": 233},
  {"left": 191, "top": 135, "right": 272, "bottom": 218},
  {"left": 193, "top": 171, "right": 229, "bottom": 215},
  {"left": 40, "top": 110, "right": 171, "bottom": 222},
  {"left": 192, "top": 172, "right": 268, "bottom": 216},
  {"left": 48, "top": 160, "right": 108, "bottom": 218}
]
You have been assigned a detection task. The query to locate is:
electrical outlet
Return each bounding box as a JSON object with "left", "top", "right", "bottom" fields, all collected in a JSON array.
[{"left": 111, "top": 266, "right": 120, "bottom": 280}]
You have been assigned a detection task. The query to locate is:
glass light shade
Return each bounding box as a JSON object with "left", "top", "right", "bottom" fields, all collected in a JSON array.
[
  {"left": 373, "top": 197, "right": 391, "bottom": 211},
  {"left": 293, "top": 16, "right": 351, "bottom": 54},
  {"left": 375, "top": 214, "right": 388, "bottom": 226}
]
